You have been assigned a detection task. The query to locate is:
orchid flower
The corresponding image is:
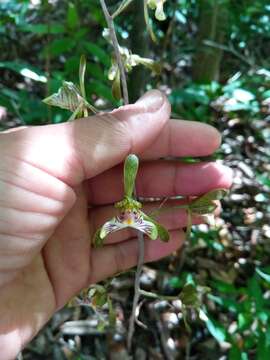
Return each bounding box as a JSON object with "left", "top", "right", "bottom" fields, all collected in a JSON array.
[
  {"left": 43, "top": 55, "right": 97, "bottom": 120},
  {"left": 185, "top": 189, "right": 228, "bottom": 238},
  {"left": 94, "top": 154, "right": 169, "bottom": 247}
]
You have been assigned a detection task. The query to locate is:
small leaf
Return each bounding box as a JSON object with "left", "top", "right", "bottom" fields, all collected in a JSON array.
[
  {"left": 124, "top": 154, "right": 139, "bottom": 198},
  {"left": 67, "top": 2, "right": 79, "bottom": 30}
]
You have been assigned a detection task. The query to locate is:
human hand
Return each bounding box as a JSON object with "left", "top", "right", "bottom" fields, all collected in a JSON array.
[{"left": 0, "top": 90, "right": 232, "bottom": 359}]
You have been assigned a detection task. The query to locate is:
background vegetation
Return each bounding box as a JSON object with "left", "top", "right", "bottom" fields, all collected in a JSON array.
[{"left": 0, "top": 0, "right": 270, "bottom": 359}]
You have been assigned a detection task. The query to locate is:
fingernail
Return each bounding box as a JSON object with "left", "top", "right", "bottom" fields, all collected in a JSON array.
[{"left": 136, "top": 90, "right": 165, "bottom": 112}]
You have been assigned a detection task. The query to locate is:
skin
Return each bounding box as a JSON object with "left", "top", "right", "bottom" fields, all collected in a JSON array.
[{"left": 0, "top": 90, "right": 232, "bottom": 359}]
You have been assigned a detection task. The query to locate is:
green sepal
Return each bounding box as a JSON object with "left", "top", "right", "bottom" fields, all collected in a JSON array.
[
  {"left": 142, "top": 212, "right": 170, "bottom": 242},
  {"left": 189, "top": 189, "right": 228, "bottom": 215},
  {"left": 93, "top": 228, "right": 104, "bottom": 248},
  {"left": 124, "top": 154, "right": 139, "bottom": 198},
  {"left": 146, "top": 221, "right": 158, "bottom": 240}
]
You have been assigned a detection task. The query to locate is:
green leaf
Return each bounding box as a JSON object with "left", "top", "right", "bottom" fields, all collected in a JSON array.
[
  {"left": 20, "top": 23, "right": 65, "bottom": 34},
  {"left": 124, "top": 154, "right": 139, "bottom": 198},
  {"left": 229, "top": 344, "right": 242, "bottom": 360},
  {"left": 256, "top": 268, "right": 270, "bottom": 283},
  {"left": 248, "top": 274, "right": 263, "bottom": 311},
  {"left": 205, "top": 316, "right": 226, "bottom": 343},
  {"left": 43, "top": 38, "right": 76, "bottom": 58},
  {"left": 84, "top": 42, "right": 111, "bottom": 67},
  {"left": 67, "top": 2, "right": 79, "bottom": 29},
  {"left": 0, "top": 61, "right": 47, "bottom": 82},
  {"left": 257, "top": 328, "right": 270, "bottom": 360}
]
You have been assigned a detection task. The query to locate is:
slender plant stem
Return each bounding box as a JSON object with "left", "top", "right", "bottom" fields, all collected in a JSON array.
[
  {"left": 139, "top": 289, "right": 179, "bottom": 301},
  {"left": 99, "top": 0, "right": 129, "bottom": 105},
  {"left": 112, "top": 0, "right": 134, "bottom": 19},
  {"left": 100, "top": 0, "right": 145, "bottom": 351},
  {"left": 127, "top": 232, "right": 144, "bottom": 351}
]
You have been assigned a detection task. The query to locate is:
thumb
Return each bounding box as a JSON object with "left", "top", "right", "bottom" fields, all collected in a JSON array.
[{"left": 2, "top": 90, "right": 170, "bottom": 186}]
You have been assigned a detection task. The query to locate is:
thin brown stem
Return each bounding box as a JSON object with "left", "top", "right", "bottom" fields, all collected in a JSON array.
[{"left": 99, "top": 0, "right": 129, "bottom": 105}]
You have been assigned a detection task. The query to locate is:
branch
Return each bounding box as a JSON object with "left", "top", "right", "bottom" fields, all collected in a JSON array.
[{"left": 100, "top": 0, "right": 129, "bottom": 105}]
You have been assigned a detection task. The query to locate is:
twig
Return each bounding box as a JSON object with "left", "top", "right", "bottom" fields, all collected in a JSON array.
[
  {"left": 139, "top": 289, "right": 179, "bottom": 301},
  {"left": 99, "top": 0, "right": 129, "bottom": 105},
  {"left": 203, "top": 39, "right": 255, "bottom": 68},
  {"left": 112, "top": 0, "right": 134, "bottom": 19}
]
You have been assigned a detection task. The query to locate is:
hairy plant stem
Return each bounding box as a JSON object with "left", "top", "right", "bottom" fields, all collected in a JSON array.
[
  {"left": 100, "top": 0, "right": 145, "bottom": 351},
  {"left": 100, "top": 0, "right": 129, "bottom": 105}
]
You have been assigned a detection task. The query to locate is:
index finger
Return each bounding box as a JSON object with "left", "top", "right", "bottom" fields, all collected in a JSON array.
[{"left": 140, "top": 119, "right": 221, "bottom": 159}]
